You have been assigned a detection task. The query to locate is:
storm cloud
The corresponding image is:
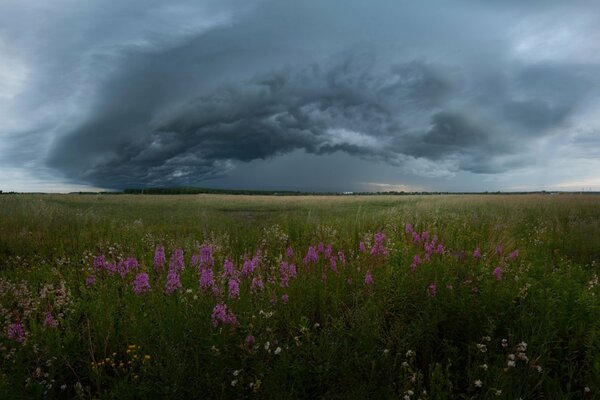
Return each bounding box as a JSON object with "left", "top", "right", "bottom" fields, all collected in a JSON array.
[{"left": 2, "top": 0, "right": 600, "bottom": 191}]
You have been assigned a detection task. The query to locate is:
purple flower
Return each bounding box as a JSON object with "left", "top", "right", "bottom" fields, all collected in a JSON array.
[
  {"left": 364, "top": 271, "right": 374, "bottom": 286},
  {"left": 119, "top": 257, "right": 139, "bottom": 278},
  {"left": 405, "top": 223, "right": 413, "bottom": 234},
  {"left": 93, "top": 255, "right": 106, "bottom": 272},
  {"left": 222, "top": 259, "right": 236, "bottom": 280},
  {"left": 165, "top": 271, "right": 181, "bottom": 294},
  {"left": 43, "top": 312, "right": 58, "bottom": 328},
  {"left": 318, "top": 242, "right": 324, "bottom": 254},
  {"left": 199, "top": 267, "right": 215, "bottom": 291},
  {"left": 338, "top": 251, "right": 346, "bottom": 266},
  {"left": 329, "top": 257, "right": 337, "bottom": 272},
  {"left": 279, "top": 261, "right": 296, "bottom": 287},
  {"left": 169, "top": 248, "right": 185, "bottom": 273},
  {"left": 245, "top": 335, "right": 256, "bottom": 348},
  {"left": 493, "top": 266, "right": 503, "bottom": 281},
  {"left": 154, "top": 246, "right": 166, "bottom": 271},
  {"left": 427, "top": 282, "right": 437, "bottom": 297},
  {"left": 85, "top": 275, "right": 97, "bottom": 287},
  {"left": 251, "top": 276, "right": 264, "bottom": 292},
  {"left": 359, "top": 241, "right": 366, "bottom": 253},
  {"left": 200, "top": 244, "right": 214, "bottom": 269},
  {"left": 133, "top": 272, "right": 151, "bottom": 294},
  {"left": 410, "top": 254, "right": 422, "bottom": 273},
  {"left": 324, "top": 245, "right": 333, "bottom": 259},
  {"left": 370, "top": 231, "right": 389, "bottom": 257},
  {"left": 281, "top": 294, "right": 289, "bottom": 304},
  {"left": 421, "top": 231, "right": 430, "bottom": 242},
  {"left": 211, "top": 303, "right": 237, "bottom": 327},
  {"left": 508, "top": 249, "right": 519, "bottom": 260},
  {"left": 104, "top": 262, "right": 117, "bottom": 275},
  {"left": 473, "top": 247, "right": 482, "bottom": 259},
  {"left": 436, "top": 244, "right": 445, "bottom": 254},
  {"left": 495, "top": 245, "right": 504, "bottom": 256},
  {"left": 7, "top": 322, "right": 25, "bottom": 343},
  {"left": 286, "top": 246, "right": 294, "bottom": 258},
  {"left": 228, "top": 278, "right": 240, "bottom": 299},
  {"left": 303, "top": 246, "right": 319, "bottom": 264},
  {"left": 241, "top": 257, "right": 255, "bottom": 277}
]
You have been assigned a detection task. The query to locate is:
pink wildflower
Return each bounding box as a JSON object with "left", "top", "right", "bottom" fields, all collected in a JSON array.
[
  {"left": 405, "top": 223, "right": 413, "bottom": 234},
  {"left": 199, "top": 267, "right": 215, "bottom": 291},
  {"left": 286, "top": 246, "right": 294, "bottom": 258},
  {"left": 200, "top": 244, "right": 214, "bottom": 269},
  {"left": 508, "top": 249, "right": 519, "bottom": 260},
  {"left": 154, "top": 246, "right": 166, "bottom": 271},
  {"left": 281, "top": 294, "right": 289, "bottom": 304},
  {"left": 133, "top": 272, "right": 151, "bottom": 294},
  {"left": 251, "top": 276, "right": 264, "bottom": 292},
  {"left": 211, "top": 303, "right": 237, "bottom": 327},
  {"left": 165, "top": 271, "right": 181, "bottom": 294},
  {"left": 495, "top": 245, "right": 503, "bottom": 256},
  {"left": 44, "top": 312, "right": 58, "bottom": 328},
  {"left": 330, "top": 257, "right": 337, "bottom": 272},
  {"left": 228, "top": 278, "right": 240, "bottom": 299},
  {"left": 169, "top": 248, "right": 184, "bottom": 273},
  {"left": 93, "top": 255, "right": 106, "bottom": 272},
  {"left": 427, "top": 282, "right": 437, "bottom": 297},
  {"left": 473, "top": 247, "right": 482, "bottom": 259},
  {"left": 241, "top": 257, "right": 255, "bottom": 277},
  {"left": 85, "top": 275, "right": 97, "bottom": 287},
  {"left": 410, "top": 254, "right": 422, "bottom": 273},
  {"left": 7, "top": 322, "right": 25, "bottom": 343},
  {"left": 364, "top": 271, "right": 374, "bottom": 286},
  {"left": 303, "top": 246, "right": 319, "bottom": 264},
  {"left": 436, "top": 244, "right": 444, "bottom": 254},
  {"left": 222, "top": 259, "right": 236, "bottom": 280},
  {"left": 245, "top": 335, "right": 256, "bottom": 349},
  {"left": 493, "top": 266, "right": 503, "bottom": 281},
  {"left": 359, "top": 241, "right": 366, "bottom": 253},
  {"left": 370, "top": 231, "right": 389, "bottom": 256}
]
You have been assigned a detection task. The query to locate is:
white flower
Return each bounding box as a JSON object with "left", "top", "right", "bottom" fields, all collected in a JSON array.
[
  {"left": 508, "top": 354, "right": 515, "bottom": 360},
  {"left": 407, "top": 390, "right": 414, "bottom": 395},
  {"left": 474, "top": 380, "right": 483, "bottom": 388},
  {"left": 495, "top": 390, "right": 502, "bottom": 396},
  {"left": 480, "top": 364, "right": 488, "bottom": 371},
  {"left": 584, "top": 387, "right": 591, "bottom": 393},
  {"left": 233, "top": 370, "right": 240, "bottom": 376},
  {"left": 60, "top": 384, "right": 67, "bottom": 391},
  {"left": 406, "top": 350, "right": 414, "bottom": 358},
  {"left": 403, "top": 396, "right": 410, "bottom": 400},
  {"left": 231, "top": 379, "right": 238, "bottom": 387},
  {"left": 274, "top": 347, "right": 282, "bottom": 355},
  {"left": 476, "top": 344, "right": 487, "bottom": 353},
  {"left": 535, "top": 365, "right": 542, "bottom": 373},
  {"left": 383, "top": 349, "right": 389, "bottom": 355},
  {"left": 482, "top": 336, "right": 491, "bottom": 342},
  {"left": 264, "top": 341, "right": 270, "bottom": 351},
  {"left": 402, "top": 361, "right": 409, "bottom": 367},
  {"left": 507, "top": 360, "right": 516, "bottom": 367}
]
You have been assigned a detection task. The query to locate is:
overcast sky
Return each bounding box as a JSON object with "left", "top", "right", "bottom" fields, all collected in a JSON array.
[{"left": 1, "top": 0, "right": 600, "bottom": 192}]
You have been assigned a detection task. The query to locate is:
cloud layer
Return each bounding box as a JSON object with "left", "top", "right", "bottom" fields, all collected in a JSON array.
[{"left": 2, "top": 0, "right": 600, "bottom": 191}]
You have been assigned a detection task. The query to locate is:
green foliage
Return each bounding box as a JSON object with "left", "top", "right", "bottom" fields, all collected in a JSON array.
[{"left": 0, "top": 194, "right": 598, "bottom": 399}]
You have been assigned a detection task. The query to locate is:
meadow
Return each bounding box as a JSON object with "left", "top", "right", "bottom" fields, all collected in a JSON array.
[{"left": 0, "top": 193, "right": 599, "bottom": 399}]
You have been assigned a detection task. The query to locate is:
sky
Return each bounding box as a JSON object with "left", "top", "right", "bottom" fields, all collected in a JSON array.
[{"left": 1, "top": 0, "right": 600, "bottom": 192}]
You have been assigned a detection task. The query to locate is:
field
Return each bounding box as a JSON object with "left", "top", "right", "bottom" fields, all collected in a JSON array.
[{"left": 0, "top": 194, "right": 599, "bottom": 399}]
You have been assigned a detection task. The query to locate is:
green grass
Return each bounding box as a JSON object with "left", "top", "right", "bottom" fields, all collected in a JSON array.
[{"left": 0, "top": 193, "right": 599, "bottom": 399}]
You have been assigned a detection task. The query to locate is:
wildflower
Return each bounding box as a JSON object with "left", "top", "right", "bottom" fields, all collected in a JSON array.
[
  {"left": 44, "top": 312, "right": 58, "bottom": 328},
  {"left": 93, "top": 255, "right": 106, "bottom": 272},
  {"left": 370, "top": 231, "right": 389, "bottom": 256},
  {"left": 264, "top": 341, "right": 270, "bottom": 351},
  {"left": 535, "top": 365, "right": 542, "bottom": 373},
  {"left": 199, "top": 267, "right": 215, "bottom": 291},
  {"left": 493, "top": 266, "right": 503, "bottom": 281},
  {"left": 427, "top": 282, "right": 437, "bottom": 297},
  {"left": 318, "top": 242, "right": 324, "bottom": 254},
  {"left": 7, "top": 322, "right": 26, "bottom": 343},
  {"left": 222, "top": 259, "right": 236, "bottom": 280},
  {"left": 154, "top": 246, "right": 166, "bottom": 272},
  {"left": 164, "top": 271, "right": 181, "bottom": 294},
  {"left": 406, "top": 350, "right": 414, "bottom": 358},
  {"left": 495, "top": 390, "right": 502, "bottom": 396},
  {"left": 245, "top": 335, "right": 256, "bottom": 349},
  {"left": 61, "top": 384, "right": 67, "bottom": 391},
  {"left": 474, "top": 380, "right": 482, "bottom": 388},
  {"left": 495, "top": 245, "right": 503, "bottom": 255},
  {"left": 251, "top": 276, "right": 264, "bottom": 292},
  {"left": 228, "top": 278, "right": 240, "bottom": 299},
  {"left": 436, "top": 244, "right": 444, "bottom": 254},
  {"left": 359, "top": 241, "right": 366, "bottom": 253},
  {"left": 480, "top": 364, "right": 488, "bottom": 371},
  {"left": 169, "top": 248, "right": 184, "bottom": 273},
  {"left": 231, "top": 380, "right": 238, "bottom": 387},
  {"left": 508, "top": 249, "right": 519, "bottom": 260},
  {"left": 241, "top": 257, "right": 255, "bottom": 277},
  {"left": 501, "top": 339, "right": 508, "bottom": 348},
  {"left": 211, "top": 303, "right": 237, "bottom": 327},
  {"left": 324, "top": 244, "right": 333, "bottom": 258},
  {"left": 410, "top": 254, "right": 422, "bottom": 273},
  {"left": 329, "top": 257, "right": 337, "bottom": 272},
  {"left": 274, "top": 346, "right": 282, "bottom": 355},
  {"left": 286, "top": 246, "right": 294, "bottom": 258},
  {"left": 347, "top": 277, "right": 353, "bottom": 285},
  {"left": 364, "top": 271, "right": 374, "bottom": 286},
  {"left": 476, "top": 344, "right": 487, "bottom": 353},
  {"left": 338, "top": 251, "right": 346, "bottom": 265},
  {"left": 405, "top": 223, "right": 413, "bottom": 234},
  {"left": 473, "top": 247, "right": 482, "bottom": 259},
  {"left": 133, "top": 273, "right": 151, "bottom": 294},
  {"left": 233, "top": 369, "right": 241, "bottom": 376},
  {"left": 584, "top": 387, "right": 590, "bottom": 393},
  {"left": 85, "top": 275, "right": 97, "bottom": 287},
  {"left": 281, "top": 294, "right": 289, "bottom": 304},
  {"left": 303, "top": 246, "right": 319, "bottom": 264}
]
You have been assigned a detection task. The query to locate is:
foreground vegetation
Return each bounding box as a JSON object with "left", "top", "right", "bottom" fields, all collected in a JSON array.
[{"left": 0, "top": 194, "right": 599, "bottom": 399}]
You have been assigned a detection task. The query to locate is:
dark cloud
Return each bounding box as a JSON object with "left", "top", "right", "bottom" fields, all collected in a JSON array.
[{"left": 3, "top": 0, "right": 600, "bottom": 191}]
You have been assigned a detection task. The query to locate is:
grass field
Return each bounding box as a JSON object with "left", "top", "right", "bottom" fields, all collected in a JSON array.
[{"left": 1, "top": 194, "right": 599, "bottom": 399}]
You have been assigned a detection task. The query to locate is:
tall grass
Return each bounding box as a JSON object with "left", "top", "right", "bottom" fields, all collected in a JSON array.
[{"left": 0, "top": 194, "right": 598, "bottom": 399}]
